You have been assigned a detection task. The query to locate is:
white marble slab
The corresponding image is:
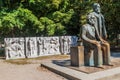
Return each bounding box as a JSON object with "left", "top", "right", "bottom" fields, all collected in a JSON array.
[{"left": 5, "top": 38, "right": 25, "bottom": 60}]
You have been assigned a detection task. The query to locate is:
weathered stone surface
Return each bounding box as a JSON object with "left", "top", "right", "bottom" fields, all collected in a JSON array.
[
  {"left": 36, "top": 37, "right": 44, "bottom": 56},
  {"left": 25, "top": 37, "right": 38, "bottom": 58},
  {"left": 70, "top": 46, "right": 84, "bottom": 67},
  {"left": 5, "top": 36, "right": 78, "bottom": 60},
  {"left": 5, "top": 38, "right": 25, "bottom": 60},
  {"left": 49, "top": 37, "right": 60, "bottom": 55},
  {"left": 59, "top": 36, "right": 71, "bottom": 54}
]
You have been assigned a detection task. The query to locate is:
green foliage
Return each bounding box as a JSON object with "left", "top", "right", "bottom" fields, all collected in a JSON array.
[
  {"left": 0, "top": 7, "right": 43, "bottom": 37},
  {"left": 50, "top": 9, "right": 74, "bottom": 24},
  {"left": 39, "top": 16, "right": 66, "bottom": 36},
  {"left": 0, "top": 0, "right": 119, "bottom": 43},
  {"left": 39, "top": 17, "right": 55, "bottom": 36},
  {"left": 100, "top": 1, "right": 120, "bottom": 40}
]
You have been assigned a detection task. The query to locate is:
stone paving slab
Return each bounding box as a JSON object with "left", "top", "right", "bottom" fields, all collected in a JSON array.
[
  {"left": 41, "top": 62, "right": 92, "bottom": 80},
  {"left": 41, "top": 61, "right": 120, "bottom": 80},
  {"left": 89, "top": 67, "right": 120, "bottom": 80}
]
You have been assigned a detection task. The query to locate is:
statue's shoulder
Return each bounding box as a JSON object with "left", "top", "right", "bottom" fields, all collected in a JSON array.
[
  {"left": 87, "top": 12, "right": 95, "bottom": 16},
  {"left": 83, "top": 24, "right": 87, "bottom": 27},
  {"left": 82, "top": 24, "right": 89, "bottom": 29},
  {"left": 89, "top": 12, "right": 96, "bottom": 15},
  {"left": 91, "top": 12, "right": 99, "bottom": 17}
]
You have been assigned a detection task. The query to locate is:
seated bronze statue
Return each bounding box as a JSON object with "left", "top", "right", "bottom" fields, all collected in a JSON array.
[{"left": 81, "top": 13, "right": 112, "bottom": 67}]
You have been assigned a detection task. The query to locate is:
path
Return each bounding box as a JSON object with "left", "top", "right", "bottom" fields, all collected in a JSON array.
[{"left": 0, "top": 55, "right": 68, "bottom": 80}]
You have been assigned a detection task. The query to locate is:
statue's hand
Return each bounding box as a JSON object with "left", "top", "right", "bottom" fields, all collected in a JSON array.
[
  {"left": 106, "top": 35, "right": 108, "bottom": 39},
  {"left": 99, "top": 36, "right": 107, "bottom": 43},
  {"left": 100, "top": 38, "right": 107, "bottom": 43},
  {"left": 92, "top": 41, "right": 100, "bottom": 45}
]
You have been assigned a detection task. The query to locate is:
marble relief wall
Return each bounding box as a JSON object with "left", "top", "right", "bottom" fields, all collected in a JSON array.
[
  {"left": 5, "top": 36, "right": 78, "bottom": 60},
  {"left": 5, "top": 38, "right": 25, "bottom": 60}
]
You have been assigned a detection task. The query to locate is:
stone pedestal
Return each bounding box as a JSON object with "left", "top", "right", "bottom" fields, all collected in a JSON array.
[{"left": 70, "top": 46, "right": 84, "bottom": 67}]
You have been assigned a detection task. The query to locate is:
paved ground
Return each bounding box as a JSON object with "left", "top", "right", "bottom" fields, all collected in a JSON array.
[
  {"left": 41, "top": 52, "right": 120, "bottom": 80},
  {"left": 0, "top": 55, "right": 69, "bottom": 80},
  {"left": 0, "top": 52, "right": 120, "bottom": 80},
  {"left": 42, "top": 61, "right": 120, "bottom": 80}
]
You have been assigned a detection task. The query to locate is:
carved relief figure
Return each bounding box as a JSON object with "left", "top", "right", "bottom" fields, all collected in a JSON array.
[
  {"left": 43, "top": 37, "right": 50, "bottom": 54},
  {"left": 26, "top": 37, "right": 37, "bottom": 58},
  {"left": 67, "top": 36, "right": 72, "bottom": 53},
  {"left": 17, "top": 38, "right": 25, "bottom": 57},
  {"left": 54, "top": 37, "right": 60, "bottom": 54},
  {"left": 37, "top": 37, "right": 44, "bottom": 56},
  {"left": 60, "top": 36, "right": 71, "bottom": 54},
  {"left": 5, "top": 38, "right": 25, "bottom": 60},
  {"left": 5, "top": 38, "right": 12, "bottom": 59},
  {"left": 49, "top": 37, "right": 60, "bottom": 54}
]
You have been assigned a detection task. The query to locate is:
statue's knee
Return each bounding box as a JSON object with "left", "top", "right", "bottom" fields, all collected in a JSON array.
[
  {"left": 104, "top": 43, "right": 110, "bottom": 47},
  {"left": 96, "top": 44, "right": 101, "bottom": 48},
  {"left": 107, "top": 43, "right": 110, "bottom": 47}
]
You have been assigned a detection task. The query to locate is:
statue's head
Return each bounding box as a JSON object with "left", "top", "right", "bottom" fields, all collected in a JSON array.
[
  {"left": 93, "top": 3, "right": 101, "bottom": 14},
  {"left": 87, "top": 13, "right": 96, "bottom": 25}
]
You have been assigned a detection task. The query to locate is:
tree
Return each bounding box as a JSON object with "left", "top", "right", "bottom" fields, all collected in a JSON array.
[{"left": 0, "top": 0, "right": 119, "bottom": 44}]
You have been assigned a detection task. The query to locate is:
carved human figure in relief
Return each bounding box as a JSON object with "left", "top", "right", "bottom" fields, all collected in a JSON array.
[
  {"left": 5, "top": 38, "right": 25, "bottom": 59},
  {"left": 27, "top": 38, "right": 35, "bottom": 56},
  {"left": 43, "top": 37, "right": 50, "bottom": 54},
  {"left": 17, "top": 38, "right": 25, "bottom": 57},
  {"left": 60, "top": 36, "right": 71, "bottom": 54},
  {"left": 50, "top": 37, "right": 60, "bottom": 54},
  {"left": 5, "top": 38, "right": 13, "bottom": 59},
  {"left": 37, "top": 37, "right": 44, "bottom": 55},
  {"left": 82, "top": 13, "right": 111, "bottom": 67}
]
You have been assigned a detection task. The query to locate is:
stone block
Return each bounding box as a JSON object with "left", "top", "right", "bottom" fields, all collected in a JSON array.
[{"left": 70, "top": 46, "right": 84, "bottom": 67}]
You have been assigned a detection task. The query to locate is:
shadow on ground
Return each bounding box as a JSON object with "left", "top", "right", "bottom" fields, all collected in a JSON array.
[
  {"left": 111, "top": 52, "right": 120, "bottom": 58},
  {"left": 0, "top": 48, "right": 5, "bottom": 59},
  {"left": 52, "top": 59, "right": 70, "bottom": 67}
]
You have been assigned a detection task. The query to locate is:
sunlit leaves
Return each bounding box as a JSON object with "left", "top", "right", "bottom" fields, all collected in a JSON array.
[{"left": 0, "top": 0, "right": 119, "bottom": 39}]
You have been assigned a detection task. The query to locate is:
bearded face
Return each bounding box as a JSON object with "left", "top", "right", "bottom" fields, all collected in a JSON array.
[
  {"left": 87, "top": 14, "right": 96, "bottom": 25},
  {"left": 93, "top": 3, "right": 101, "bottom": 14}
]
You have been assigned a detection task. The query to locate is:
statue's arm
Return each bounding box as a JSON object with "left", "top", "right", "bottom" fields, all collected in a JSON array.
[
  {"left": 103, "top": 22, "right": 107, "bottom": 39},
  {"left": 102, "top": 14, "right": 107, "bottom": 39}
]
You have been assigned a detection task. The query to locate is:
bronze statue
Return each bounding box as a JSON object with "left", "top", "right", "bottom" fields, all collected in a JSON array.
[
  {"left": 91, "top": 3, "right": 112, "bottom": 65},
  {"left": 81, "top": 12, "right": 112, "bottom": 67},
  {"left": 91, "top": 3, "right": 107, "bottom": 40}
]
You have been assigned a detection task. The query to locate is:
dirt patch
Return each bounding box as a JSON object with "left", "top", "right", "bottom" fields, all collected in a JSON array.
[
  {"left": 4, "top": 55, "right": 70, "bottom": 65},
  {"left": 5, "top": 59, "right": 31, "bottom": 65}
]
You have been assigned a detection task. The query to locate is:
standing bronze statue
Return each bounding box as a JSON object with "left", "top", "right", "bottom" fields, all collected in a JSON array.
[
  {"left": 90, "top": 3, "right": 112, "bottom": 66},
  {"left": 81, "top": 3, "right": 112, "bottom": 67},
  {"left": 91, "top": 3, "right": 107, "bottom": 40}
]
